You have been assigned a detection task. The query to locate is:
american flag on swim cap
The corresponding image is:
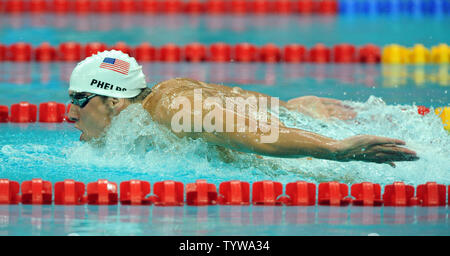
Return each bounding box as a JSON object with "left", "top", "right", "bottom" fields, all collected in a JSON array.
[{"left": 99, "top": 57, "right": 130, "bottom": 75}]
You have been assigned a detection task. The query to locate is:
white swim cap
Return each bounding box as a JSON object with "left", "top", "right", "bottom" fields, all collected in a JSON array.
[{"left": 69, "top": 50, "right": 147, "bottom": 98}]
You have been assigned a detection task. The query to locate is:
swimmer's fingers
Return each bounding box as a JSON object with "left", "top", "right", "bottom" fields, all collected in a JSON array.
[
  {"left": 380, "top": 143, "right": 399, "bottom": 147},
  {"left": 360, "top": 147, "right": 419, "bottom": 165},
  {"left": 369, "top": 136, "right": 406, "bottom": 146},
  {"left": 374, "top": 151, "right": 419, "bottom": 162},
  {"left": 372, "top": 144, "right": 418, "bottom": 158},
  {"left": 337, "top": 135, "right": 418, "bottom": 163},
  {"left": 343, "top": 135, "right": 406, "bottom": 149}
]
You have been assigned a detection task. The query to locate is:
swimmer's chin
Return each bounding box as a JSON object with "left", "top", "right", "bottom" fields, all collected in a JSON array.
[
  {"left": 79, "top": 133, "right": 106, "bottom": 147},
  {"left": 79, "top": 133, "right": 94, "bottom": 142}
]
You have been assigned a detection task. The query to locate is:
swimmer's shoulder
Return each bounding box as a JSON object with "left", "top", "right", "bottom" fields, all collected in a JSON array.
[{"left": 141, "top": 77, "right": 207, "bottom": 116}]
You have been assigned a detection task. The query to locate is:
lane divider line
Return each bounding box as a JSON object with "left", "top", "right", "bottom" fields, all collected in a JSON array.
[
  {"left": 1, "top": 42, "right": 449, "bottom": 64},
  {"left": 0, "top": 179, "right": 448, "bottom": 206}
]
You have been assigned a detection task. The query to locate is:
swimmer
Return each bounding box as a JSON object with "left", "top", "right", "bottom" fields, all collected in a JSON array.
[{"left": 67, "top": 50, "right": 418, "bottom": 167}]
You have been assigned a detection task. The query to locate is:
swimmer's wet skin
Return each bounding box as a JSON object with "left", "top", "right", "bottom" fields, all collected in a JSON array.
[{"left": 68, "top": 50, "right": 419, "bottom": 168}]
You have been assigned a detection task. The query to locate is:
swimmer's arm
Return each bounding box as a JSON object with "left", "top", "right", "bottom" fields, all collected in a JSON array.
[
  {"left": 151, "top": 86, "right": 417, "bottom": 164},
  {"left": 199, "top": 128, "right": 418, "bottom": 165},
  {"left": 198, "top": 127, "right": 340, "bottom": 160},
  {"left": 155, "top": 99, "right": 339, "bottom": 160}
]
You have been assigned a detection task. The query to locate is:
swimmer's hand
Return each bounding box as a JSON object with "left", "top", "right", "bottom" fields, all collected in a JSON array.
[{"left": 333, "top": 135, "right": 419, "bottom": 167}]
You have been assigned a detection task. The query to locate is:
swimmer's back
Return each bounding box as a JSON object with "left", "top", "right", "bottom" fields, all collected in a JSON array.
[
  {"left": 143, "top": 77, "right": 262, "bottom": 107},
  {"left": 142, "top": 78, "right": 215, "bottom": 124},
  {"left": 142, "top": 77, "right": 281, "bottom": 127},
  {"left": 142, "top": 78, "right": 221, "bottom": 132}
]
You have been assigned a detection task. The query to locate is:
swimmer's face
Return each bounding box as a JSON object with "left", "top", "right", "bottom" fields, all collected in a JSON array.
[{"left": 68, "top": 91, "right": 114, "bottom": 141}]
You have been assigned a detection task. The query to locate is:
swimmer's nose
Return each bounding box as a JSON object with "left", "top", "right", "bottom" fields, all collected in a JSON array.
[{"left": 68, "top": 104, "right": 80, "bottom": 122}]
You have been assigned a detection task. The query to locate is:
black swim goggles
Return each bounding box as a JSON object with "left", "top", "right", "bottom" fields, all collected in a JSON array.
[{"left": 69, "top": 93, "right": 99, "bottom": 109}]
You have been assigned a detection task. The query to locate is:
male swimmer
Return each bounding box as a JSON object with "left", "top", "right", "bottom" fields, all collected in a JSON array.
[{"left": 67, "top": 50, "right": 418, "bottom": 167}]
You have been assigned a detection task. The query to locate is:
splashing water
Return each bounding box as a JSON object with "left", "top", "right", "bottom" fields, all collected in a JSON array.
[
  {"left": 276, "top": 96, "right": 450, "bottom": 185},
  {"left": 1, "top": 97, "right": 449, "bottom": 186},
  {"left": 65, "top": 97, "right": 450, "bottom": 186}
]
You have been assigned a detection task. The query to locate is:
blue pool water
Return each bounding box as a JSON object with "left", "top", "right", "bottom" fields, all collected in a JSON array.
[
  {"left": 0, "top": 15, "right": 449, "bottom": 47},
  {"left": 0, "top": 14, "right": 449, "bottom": 236},
  {"left": 0, "top": 205, "right": 447, "bottom": 236},
  {"left": 0, "top": 62, "right": 448, "bottom": 106}
]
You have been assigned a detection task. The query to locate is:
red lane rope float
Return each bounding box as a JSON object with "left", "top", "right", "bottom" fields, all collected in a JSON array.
[
  {"left": 317, "top": 0, "right": 337, "bottom": 15},
  {"left": 209, "top": 42, "right": 232, "bottom": 62},
  {"left": 283, "top": 181, "right": 316, "bottom": 206},
  {"left": 333, "top": 43, "right": 356, "bottom": 63},
  {"left": 252, "top": 0, "right": 271, "bottom": 14},
  {"left": 383, "top": 182, "right": 419, "bottom": 206},
  {"left": 318, "top": 181, "right": 352, "bottom": 206},
  {"left": 259, "top": 43, "right": 282, "bottom": 63},
  {"left": 0, "top": 42, "right": 384, "bottom": 63},
  {"left": 85, "top": 42, "right": 108, "bottom": 58},
  {"left": 0, "top": 0, "right": 339, "bottom": 14},
  {"left": 418, "top": 105, "right": 431, "bottom": 116},
  {"left": 134, "top": 42, "right": 157, "bottom": 62},
  {"left": 75, "top": 0, "right": 91, "bottom": 13},
  {"left": 159, "top": 43, "right": 182, "bottom": 62},
  {"left": 8, "top": 42, "right": 32, "bottom": 62},
  {"left": 0, "top": 105, "right": 9, "bottom": 123},
  {"left": 186, "top": 179, "right": 218, "bottom": 206},
  {"left": 39, "top": 102, "right": 66, "bottom": 123},
  {"left": 351, "top": 182, "right": 383, "bottom": 206},
  {"left": 4, "top": 101, "right": 68, "bottom": 123},
  {"left": 252, "top": 180, "right": 283, "bottom": 206},
  {"left": 151, "top": 180, "right": 184, "bottom": 206},
  {"left": 0, "top": 179, "right": 20, "bottom": 204},
  {"left": 35, "top": 42, "right": 57, "bottom": 62},
  {"left": 185, "top": 0, "right": 204, "bottom": 14},
  {"left": 10, "top": 102, "right": 37, "bottom": 123},
  {"left": 358, "top": 44, "right": 381, "bottom": 63},
  {"left": 283, "top": 44, "right": 307, "bottom": 62},
  {"left": 111, "top": 41, "right": 133, "bottom": 56},
  {"left": 217, "top": 180, "right": 250, "bottom": 205},
  {"left": 142, "top": 0, "right": 158, "bottom": 13},
  {"left": 309, "top": 43, "right": 331, "bottom": 63},
  {"left": 5, "top": 0, "right": 26, "bottom": 13},
  {"left": 234, "top": 43, "right": 259, "bottom": 62},
  {"left": 119, "top": 0, "right": 137, "bottom": 13},
  {"left": 30, "top": 0, "right": 47, "bottom": 13},
  {"left": 231, "top": 0, "right": 247, "bottom": 14},
  {"left": 1, "top": 179, "right": 448, "bottom": 206},
  {"left": 53, "top": 0, "right": 70, "bottom": 13},
  {"left": 0, "top": 44, "right": 6, "bottom": 61},
  {"left": 275, "top": 0, "right": 294, "bottom": 14},
  {"left": 21, "top": 178, "right": 52, "bottom": 205},
  {"left": 297, "top": 0, "right": 315, "bottom": 14},
  {"left": 95, "top": 0, "right": 114, "bottom": 13},
  {"left": 416, "top": 182, "right": 447, "bottom": 206},
  {"left": 54, "top": 179, "right": 86, "bottom": 205},
  {"left": 58, "top": 42, "right": 82, "bottom": 61},
  {"left": 184, "top": 42, "right": 207, "bottom": 62},
  {"left": 87, "top": 179, "right": 118, "bottom": 205},
  {"left": 119, "top": 180, "right": 152, "bottom": 205}
]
